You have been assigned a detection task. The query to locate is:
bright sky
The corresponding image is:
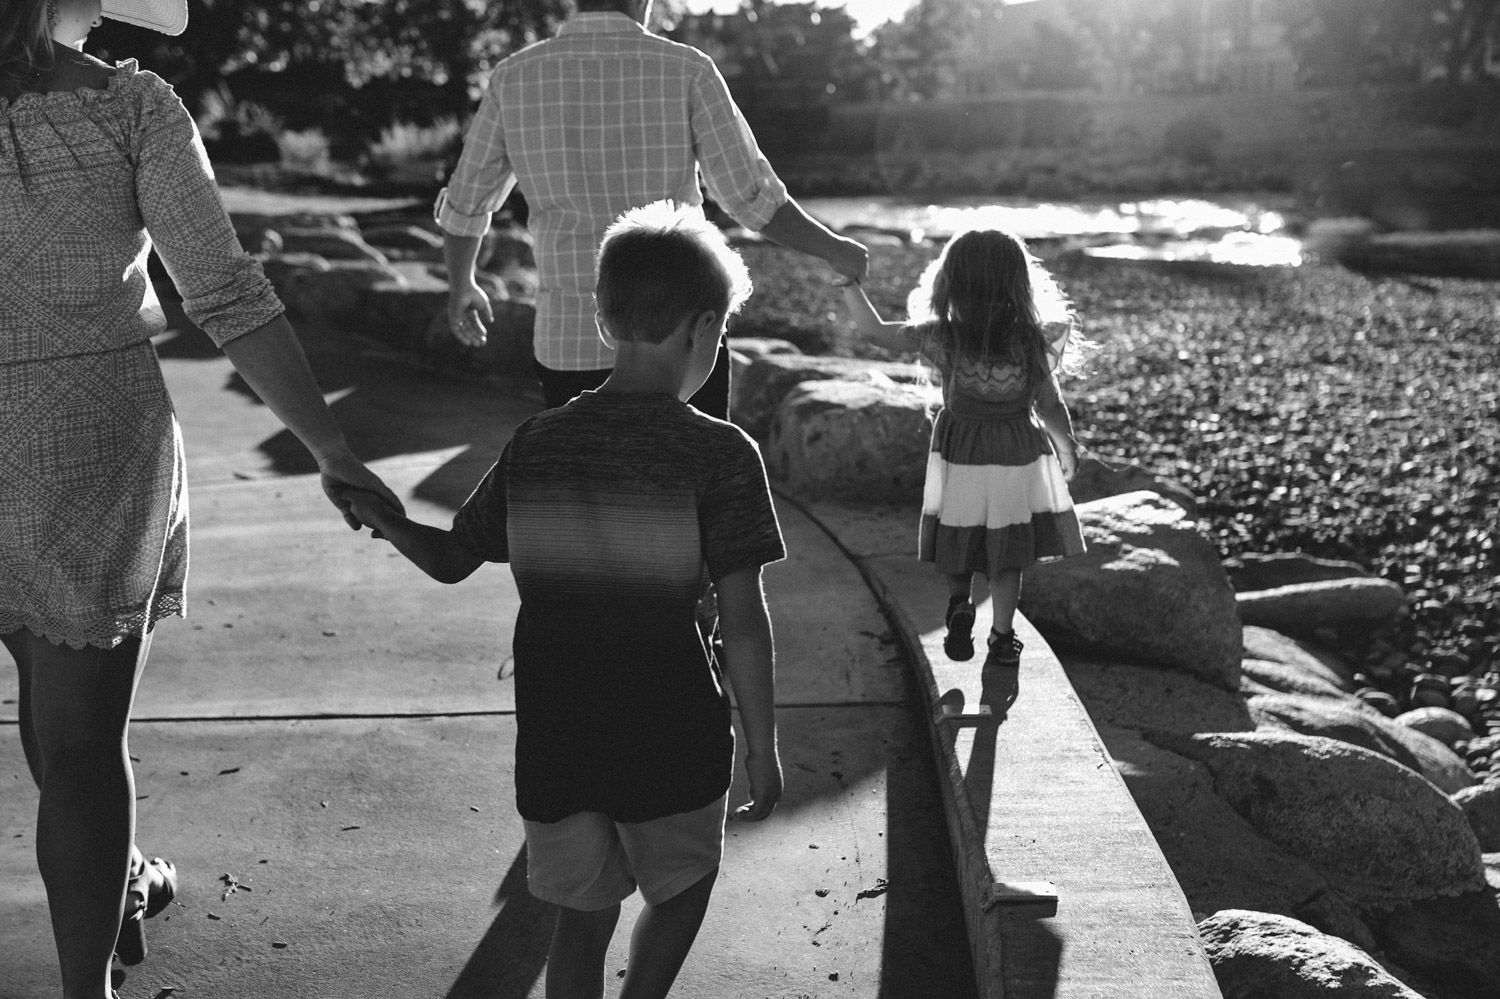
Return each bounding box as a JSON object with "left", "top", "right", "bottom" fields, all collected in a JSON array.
[
  {"left": 677, "top": 0, "right": 1039, "bottom": 37},
  {"left": 679, "top": 0, "right": 918, "bottom": 35}
]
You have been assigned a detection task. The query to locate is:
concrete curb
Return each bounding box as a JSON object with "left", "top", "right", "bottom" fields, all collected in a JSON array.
[{"left": 782, "top": 493, "right": 1225, "bottom": 999}]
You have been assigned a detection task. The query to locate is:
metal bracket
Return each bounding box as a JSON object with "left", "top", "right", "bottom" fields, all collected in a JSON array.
[
  {"left": 983, "top": 881, "right": 1058, "bottom": 919},
  {"left": 936, "top": 703, "right": 993, "bottom": 724}
]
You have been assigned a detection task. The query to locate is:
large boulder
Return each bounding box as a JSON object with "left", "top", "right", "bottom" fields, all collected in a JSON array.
[
  {"left": 764, "top": 379, "right": 937, "bottom": 502},
  {"left": 1067, "top": 455, "right": 1198, "bottom": 517},
  {"left": 1246, "top": 692, "right": 1475, "bottom": 794},
  {"left": 1242, "top": 626, "right": 1358, "bottom": 691},
  {"left": 1452, "top": 783, "right": 1500, "bottom": 851},
  {"left": 1241, "top": 658, "right": 1349, "bottom": 700},
  {"left": 276, "top": 227, "right": 391, "bottom": 266},
  {"left": 362, "top": 223, "right": 446, "bottom": 261},
  {"left": 1198, "top": 909, "right": 1423, "bottom": 998},
  {"left": 421, "top": 299, "right": 536, "bottom": 379},
  {"left": 356, "top": 284, "right": 449, "bottom": 350},
  {"left": 281, "top": 260, "right": 404, "bottom": 325},
  {"left": 1381, "top": 722, "right": 1479, "bottom": 795},
  {"left": 1226, "top": 552, "right": 1374, "bottom": 593},
  {"left": 1394, "top": 706, "right": 1475, "bottom": 749},
  {"left": 1094, "top": 723, "right": 1373, "bottom": 943},
  {"left": 1020, "top": 491, "right": 1242, "bottom": 690},
  {"left": 1237, "top": 578, "right": 1406, "bottom": 635},
  {"left": 1372, "top": 892, "right": 1500, "bottom": 997},
  {"left": 733, "top": 354, "right": 930, "bottom": 438},
  {"left": 1151, "top": 730, "right": 1487, "bottom": 909},
  {"left": 1065, "top": 658, "right": 1253, "bottom": 736},
  {"left": 258, "top": 252, "right": 331, "bottom": 301}
]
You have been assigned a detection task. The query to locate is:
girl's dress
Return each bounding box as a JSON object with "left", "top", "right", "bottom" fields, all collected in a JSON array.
[
  {"left": 915, "top": 326, "right": 1086, "bottom": 577},
  {"left": 0, "top": 62, "right": 283, "bottom": 649}
]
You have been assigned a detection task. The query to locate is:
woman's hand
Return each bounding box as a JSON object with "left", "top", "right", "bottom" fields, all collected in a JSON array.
[{"left": 317, "top": 449, "right": 404, "bottom": 529}]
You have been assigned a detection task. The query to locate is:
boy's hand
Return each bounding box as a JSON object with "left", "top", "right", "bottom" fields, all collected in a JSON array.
[
  {"left": 317, "top": 451, "right": 404, "bottom": 530},
  {"left": 732, "top": 750, "right": 783, "bottom": 822}
]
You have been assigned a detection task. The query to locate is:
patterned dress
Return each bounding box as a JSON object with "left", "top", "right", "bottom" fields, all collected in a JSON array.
[
  {"left": 916, "top": 328, "right": 1087, "bottom": 577},
  {"left": 0, "top": 61, "right": 283, "bottom": 649}
]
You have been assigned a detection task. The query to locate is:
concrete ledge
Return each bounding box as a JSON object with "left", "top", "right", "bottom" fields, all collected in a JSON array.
[{"left": 792, "top": 498, "right": 1223, "bottom": 998}]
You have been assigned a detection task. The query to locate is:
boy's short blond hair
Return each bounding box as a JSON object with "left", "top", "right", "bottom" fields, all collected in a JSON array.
[{"left": 595, "top": 201, "right": 753, "bottom": 344}]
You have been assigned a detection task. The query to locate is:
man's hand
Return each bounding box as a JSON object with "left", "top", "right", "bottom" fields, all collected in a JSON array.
[
  {"left": 317, "top": 450, "right": 404, "bottom": 530},
  {"left": 732, "top": 750, "right": 783, "bottom": 822},
  {"left": 447, "top": 280, "right": 494, "bottom": 348},
  {"left": 827, "top": 235, "right": 869, "bottom": 285}
]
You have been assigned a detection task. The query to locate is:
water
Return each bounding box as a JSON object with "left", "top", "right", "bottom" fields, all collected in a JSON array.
[{"left": 801, "top": 195, "right": 1305, "bottom": 267}]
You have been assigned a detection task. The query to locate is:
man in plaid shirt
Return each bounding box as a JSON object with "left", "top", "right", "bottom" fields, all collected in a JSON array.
[{"left": 435, "top": 0, "right": 869, "bottom": 414}]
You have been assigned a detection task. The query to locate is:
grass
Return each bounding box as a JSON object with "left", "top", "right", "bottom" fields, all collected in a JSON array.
[{"left": 729, "top": 242, "right": 1500, "bottom": 681}]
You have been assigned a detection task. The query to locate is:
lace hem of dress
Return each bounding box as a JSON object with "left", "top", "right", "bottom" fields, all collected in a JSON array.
[{"left": 0, "top": 590, "right": 184, "bottom": 650}]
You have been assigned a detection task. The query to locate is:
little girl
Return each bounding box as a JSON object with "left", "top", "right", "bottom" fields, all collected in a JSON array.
[{"left": 838, "top": 229, "right": 1087, "bottom": 667}]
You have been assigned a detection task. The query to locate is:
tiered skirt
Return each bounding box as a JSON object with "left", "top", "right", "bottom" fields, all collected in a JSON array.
[{"left": 918, "top": 399, "right": 1085, "bottom": 577}]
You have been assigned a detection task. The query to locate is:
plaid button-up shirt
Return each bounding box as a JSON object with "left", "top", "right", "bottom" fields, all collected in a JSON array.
[{"left": 436, "top": 12, "right": 789, "bottom": 370}]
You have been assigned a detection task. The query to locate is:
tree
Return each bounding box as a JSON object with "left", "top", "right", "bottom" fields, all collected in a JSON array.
[
  {"left": 668, "top": 0, "right": 877, "bottom": 147},
  {"left": 88, "top": 0, "right": 568, "bottom": 138},
  {"left": 1277, "top": 0, "right": 1500, "bottom": 86}
]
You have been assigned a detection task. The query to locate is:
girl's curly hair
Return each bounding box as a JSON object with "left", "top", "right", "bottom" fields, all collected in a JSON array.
[{"left": 907, "top": 229, "right": 1086, "bottom": 391}]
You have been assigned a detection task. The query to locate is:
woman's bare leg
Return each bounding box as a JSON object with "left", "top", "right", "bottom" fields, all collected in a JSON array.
[{"left": 5, "top": 629, "right": 151, "bottom": 999}]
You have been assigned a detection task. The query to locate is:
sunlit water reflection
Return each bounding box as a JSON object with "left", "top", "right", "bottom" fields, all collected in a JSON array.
[{"left": 802, "top": 196, "right": 1304, "bottom": 267}]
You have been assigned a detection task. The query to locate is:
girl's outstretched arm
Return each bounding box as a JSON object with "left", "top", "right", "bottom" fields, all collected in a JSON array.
[
  {"left": 1033, "top": 372, "right": 1080, "bottom": 480},
  {"left": 837, "top": 280, "right": 911, "bottom": 353}
]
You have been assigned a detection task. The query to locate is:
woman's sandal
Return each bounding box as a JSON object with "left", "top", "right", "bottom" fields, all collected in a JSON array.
[{"left": 115, "top": 854, "right": 177, "bottom": 966}]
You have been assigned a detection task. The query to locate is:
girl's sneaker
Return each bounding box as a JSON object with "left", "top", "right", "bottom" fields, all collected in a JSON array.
[
  {"left": 985, "top": 630, "right": 1023, "bottom": 668},
  {"left": 944, "top": 600, "right": 976, "bottom": 661}
]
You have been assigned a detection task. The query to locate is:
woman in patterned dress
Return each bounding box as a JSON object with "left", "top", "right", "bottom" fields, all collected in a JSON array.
[{"left": 0, "top": 0, "right": 401, "bottom": 994}]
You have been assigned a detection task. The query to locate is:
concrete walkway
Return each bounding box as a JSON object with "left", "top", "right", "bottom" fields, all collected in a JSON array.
[{"left": 0, "top": 318, "right": 977, "bottom": 998}]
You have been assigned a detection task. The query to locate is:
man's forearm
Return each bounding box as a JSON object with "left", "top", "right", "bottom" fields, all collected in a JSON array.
[
  {"left": 443, "top": 233, "right": 485, "bottom": 286},
  {"left": 758, "top": 199, "right": 868, "bottom": 281}
]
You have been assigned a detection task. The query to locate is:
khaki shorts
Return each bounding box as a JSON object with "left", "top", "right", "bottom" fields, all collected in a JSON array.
[{"left": 524, "top": 796, "right": 727, "bottom": 911}]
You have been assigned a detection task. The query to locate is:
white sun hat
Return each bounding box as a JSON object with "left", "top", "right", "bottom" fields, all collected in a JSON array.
[{"left": 101, "top": 0, "right": 188, "bottom": 35}]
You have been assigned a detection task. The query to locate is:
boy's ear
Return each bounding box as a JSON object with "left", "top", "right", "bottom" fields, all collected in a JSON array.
[{"left": 686, "top": 309, "right": 722, "bottom": 345}]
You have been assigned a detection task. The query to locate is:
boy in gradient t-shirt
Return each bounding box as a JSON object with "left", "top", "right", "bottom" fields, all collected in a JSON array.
[{"left": 346, "top": 201, "right": 784, "bottom": 998}]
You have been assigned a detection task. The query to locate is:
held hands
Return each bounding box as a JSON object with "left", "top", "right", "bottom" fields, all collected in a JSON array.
[
  {"left": 828, "top": 236, "right": 869, "bottom": 287},
  {"left": 342, "top": 488, "right": 403, "bottom": 540},
  {"left": 317, "top": 450, "right": 404, "bottom": 530},
  {"left": 447, "top": 280, "right": 493, "bottom": 348},
  {"left": 732, "top": 749, "right": 784, "bottom": 822}
]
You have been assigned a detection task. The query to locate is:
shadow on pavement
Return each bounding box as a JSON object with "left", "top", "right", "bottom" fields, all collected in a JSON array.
[
  {"left": 162, "top": 296, "right": 541, "bottom": 510},
  {"left": 879, "top": 689, "right": 981, "bottom": 999},
  {"left": 445, "top": 846, "right": 551, "bottom": 999},
  {"left": 1003, "top": 918, "right": 1063, "bottom": 999}
]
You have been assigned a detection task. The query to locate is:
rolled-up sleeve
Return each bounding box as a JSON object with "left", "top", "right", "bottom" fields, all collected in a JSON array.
[
  {"left": 436, "top": 73, "right": 518, "bottom": 237},
  {"left": 130, "top": 75, "right": 282, "bottom": 348},
  {"left": 689, "top": 56, "right": 787, "bottom": 232}
]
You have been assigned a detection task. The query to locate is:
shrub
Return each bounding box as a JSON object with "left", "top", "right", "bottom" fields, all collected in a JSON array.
[
  {"left": 197, "top": 84, "right": 283, "bottom": 164},
  {"left": 368, "top": 118, "right": 464, "bottom": 169},
  {"left": 277, "top": 129, "right": 332, "bottom": 175}
]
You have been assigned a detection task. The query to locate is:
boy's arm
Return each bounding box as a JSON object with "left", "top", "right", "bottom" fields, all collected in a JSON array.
[
  {"left": 715, "top": 565, "right": 782, "bottom": 822},
  {"left": 1033, "top": 372, "right": 1080, "bottom": 480},
  {"left": 839, "top": 282, "right": 911, "bottom": 354},
  {"left": 347, "top": 491, "right": 485, "bottom": 584}
]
